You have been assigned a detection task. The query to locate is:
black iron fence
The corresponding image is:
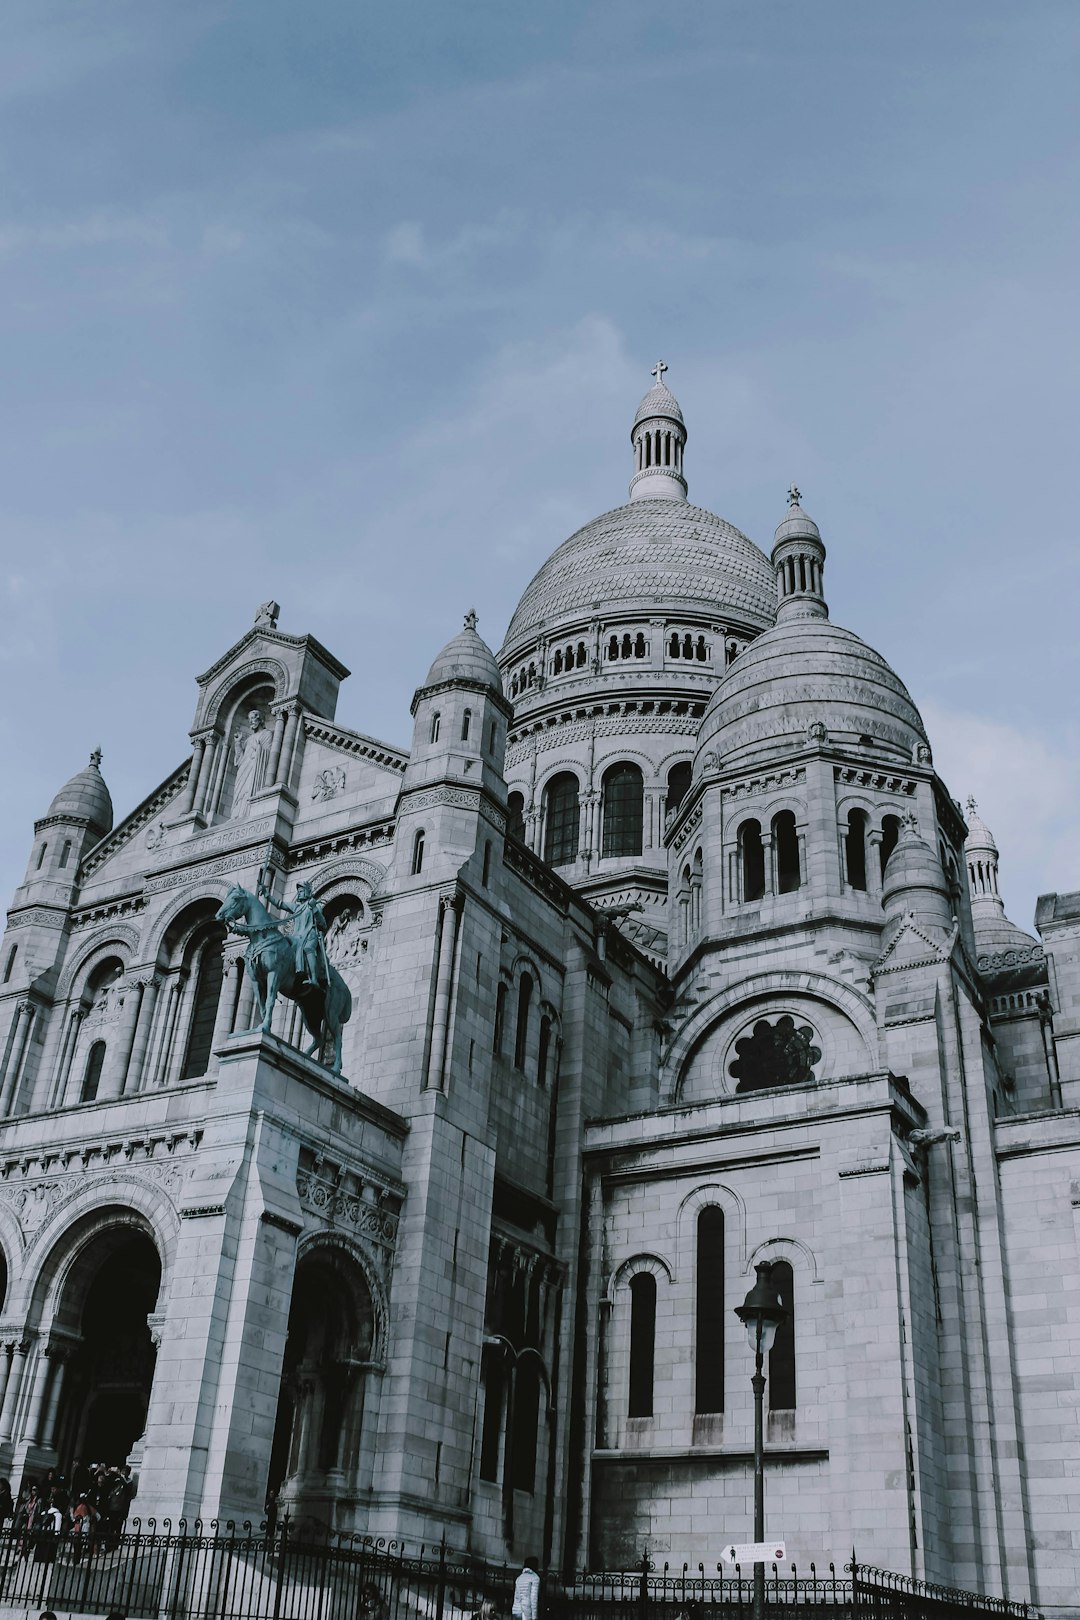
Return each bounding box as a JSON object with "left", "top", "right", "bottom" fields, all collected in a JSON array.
[{"left": 0, "top": 1521, "right": 1040, "bottom": 1620}]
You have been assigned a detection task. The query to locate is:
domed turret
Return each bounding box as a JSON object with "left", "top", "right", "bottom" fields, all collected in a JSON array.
[
  {"left": 881, "top": 811, "right": 953, "bottom": 935},
  {"left": 45, "top": 747, "right": 113, "bottom": 837},
  {"left": 423, "top": 609, "right": 503, "bottom": 694},
  {"left": 629, "top": 361, "right": 688, "bottom": 503},
  {"left": 964, "top": 797, "right": 1037, "bottom": 957},
  {"left": 696, "top": 494, "right": 927, "bottom": 773}
]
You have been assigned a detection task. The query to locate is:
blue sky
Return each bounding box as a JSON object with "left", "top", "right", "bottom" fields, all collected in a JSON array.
[{"left": 2, "top": 1, "right": 1078, "bottom": 929}]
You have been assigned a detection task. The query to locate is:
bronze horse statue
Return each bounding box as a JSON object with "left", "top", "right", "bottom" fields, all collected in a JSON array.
[{"left": 216, "top": 883, "right": 353, "bottom": 1075}]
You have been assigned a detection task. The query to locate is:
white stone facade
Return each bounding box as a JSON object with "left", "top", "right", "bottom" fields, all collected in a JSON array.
[{"left": 0, "top": 374, "right": 1078, "bottom": 1617}]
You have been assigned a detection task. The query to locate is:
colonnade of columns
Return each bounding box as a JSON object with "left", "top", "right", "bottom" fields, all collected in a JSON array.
[{"left": 0, "top": 1336, "right": 72, "bottom": 1456}]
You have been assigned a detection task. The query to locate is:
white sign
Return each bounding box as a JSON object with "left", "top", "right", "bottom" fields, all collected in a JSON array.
[{"left": 720, "top": 1542, "right": 786, "bottom": 1565}]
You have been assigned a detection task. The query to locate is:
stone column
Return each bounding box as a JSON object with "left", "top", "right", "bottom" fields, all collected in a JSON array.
[
  {"left": 36, "top": 1347, "right": 67, "bottom": 1445},
  {"left": 234, "top": 967, "right": 256, "bottom": 1035},
  {"left": 0, "top": 1342, "right": 27, "bottom": 1441},
  {"left": 0, "top": 1344, "right": 13, "bottom": 1422},
  {"left": 178, "top": 738, "right": 206, "bottom": 816},
  {"left": 209, "top": 954, "right": 242, "bottom": 1061},
  {"left": 199, "top": 735, "right": 226, "bottom": 818},
  {"left": 266, "top": 708, "right": 288, "bottom": 785},
  {"left": 190, "top": 733, "right": 217, "bottom": 816},
  {"left": 166, "top": 973, "right": 199, "bottom": 1086},
  {"left": 426, "top": 894, "right": 463, "bottom": 1091},
  {"left": 99, "top": 978, "right": 144, "bottom": 1101},
  {"left": 277, "top": 704, "right": 301, "bottom": 789},
  {"left": 20, "top": 1345, "right": 51, "bottom": 1445},
  {"left": 0, "top": 1003, "right": 35, "bottom": 1116},
  {"left": 762, "top": 831, "right": 775, "bottom": 897},
  {"left": 57, "top": 1010, "right": 88, "bottom": 1106},
  {"left": 123, "top": 976, "right": 161, "bottom": 1096},
  {"left": 868, "top": 831, "right": 884, "bottom": 899}
]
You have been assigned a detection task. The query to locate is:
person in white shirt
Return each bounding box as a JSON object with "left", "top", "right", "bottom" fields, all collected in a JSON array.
[{"left": 512, "top": 1558, "right": 541, "bottom": 1620}]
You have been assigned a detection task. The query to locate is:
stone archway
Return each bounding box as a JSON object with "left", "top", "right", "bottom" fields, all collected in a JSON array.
[
  {"left": 50, "top": 1225, "right": 162, "bottom": 1469},
  {"left": 268, "top": 1245, "right": 377, "bottom": 1526}
]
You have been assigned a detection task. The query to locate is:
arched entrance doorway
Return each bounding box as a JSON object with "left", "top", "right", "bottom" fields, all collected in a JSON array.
[
  {"left": 268, "top": 1245, "right": 377, "bottom": 1525},
  {"left": 50, "top": 1223, "right": 162, "bottom": 1469}
]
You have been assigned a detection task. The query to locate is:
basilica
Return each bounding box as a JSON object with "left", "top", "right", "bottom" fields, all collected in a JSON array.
[{"left": 0, "top": 370, "right": 1077, "bottom": 1617}]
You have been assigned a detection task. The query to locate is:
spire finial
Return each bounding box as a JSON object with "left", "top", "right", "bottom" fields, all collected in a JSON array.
[
  {"left": 651, "top": 359, "right": 668, "bottom": 386},
  {"left": 787, "top": 483, "right": 801, "bottom": 508},
  {"left": 966, "top": 795, "right": 977, "bottom": 815},
  {"left": 90, "top": 747, "right": 103, "bottom": 769},
  {"left": 463, "top": 608, "right": 478, "bottom": 632}
]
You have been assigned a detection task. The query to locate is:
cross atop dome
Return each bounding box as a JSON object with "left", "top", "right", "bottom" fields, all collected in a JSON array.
[
  {"left": 651, "top": 359, "right": 668, "bottom": 386},
  {"left": 463, "top": 608, "right": 478, "bottom": 632},
  {"left": 788, "top": 484, "right": 802, "bottom": 508},
  {"left": 90, "top": 747, "right": 103, "bottom": 768}
]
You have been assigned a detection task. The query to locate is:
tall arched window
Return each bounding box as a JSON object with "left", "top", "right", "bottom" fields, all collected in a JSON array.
[
  {"left": 773, "top": 811, "right": 801, "bottom": 893},
  {"left": 2, "top": 945, "right": 15, "bottom": 984},
  {"left": 511, "top": 1359, "right": 541, "bottom": 1493},
  {"left": 36, "top": 843, "right": 47, "bottom": 870},
  {"left": 479, "top": 1349, "right": 504, "bottom": 1481},
  {"left": 537, "top": 1014, "right": 553, "bottom": 1088},
  {"left": 628, "top": 1272, "right": 656, "bottom": 1418},
  {"left": 666, "top": 761, "right": 692, "bottom": 815},
  {"left": 81, "top": 1041, "right": 106, "bottom": 1103},
  {"left": 739, "top": 820, "right": 765, "bottom": 902},
  {"left": 181, "top": 938, "right": 225, "bottom": 1081},
  {"left": 845, "top": 810, "right": 868, "bottom": 890},
  {"left": 493, "top": 981, "right": 508, "bottom": 1056},
  {"left": 695, "top": 1207, "right": 725, "bottom": 1414},
  {"left": 602, "top": 763, "right": 643, "bottom": 858},
  {"left": 768, "top": 1261, "right": 796, "bottom": 1410},
  {"left": 461, "top": 708, "right": 472, "bottom": 741},
  {"left": 59, "top": 840, "right": 72, "bottom": 870},
  {"left": 514, "top": 974, "right": 533, "bottom": 1070},
  {"left": 411, "top": 829, "right": 426, "bottom": 875},
  {"left": 429, "top": 713, "right": 441, "bottom": 744},
  {"left": 879, "top": 814, "right": 901, "bottom": 881},
  {"left": 507, "top": 791, "right": 526, "bottom": 843},
  {"left": 543, "top": 774, "right": 580, "bottom": 867}
]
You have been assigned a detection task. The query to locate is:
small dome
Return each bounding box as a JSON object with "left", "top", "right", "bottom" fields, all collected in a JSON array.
[
  {"left": 46, "top": 749, "right": 113, "bottom": 835},
  {"left": 773, "top": 496, "right": 821, "bottom": 547},
  {"left": 963, "top": 796, "right": 1038, "bottom": 957},
  {"left": 632, "top": 380, "right": 685, "bottom": 431},
  {"left": 964, "top": 796, "right": 998, "bottom": 857},
  {"left": 881, "top": 817, "right": 949, "bottom": 912},
  {"left": 423, "top": 611, "right": 502, "bottom": 691},
  {"left": 696, "top": 616, "right": 928, "bottom": 772}
]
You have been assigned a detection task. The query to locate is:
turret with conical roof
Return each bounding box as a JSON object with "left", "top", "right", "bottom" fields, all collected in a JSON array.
[
  {"left": 772, "top": 485, "right": 828, "bottom": 622},
  {"left": 964, "top": 797, "right": 1037, "bottom": 957},
  {"left": 24, "top": 748, "right": 113, "bottom": 888},
  {"left": 629, "top": 360, "right": 688, "bottom": 502},
  {"left": 881, "top": 811, "right": 953, "bottom": 938}
]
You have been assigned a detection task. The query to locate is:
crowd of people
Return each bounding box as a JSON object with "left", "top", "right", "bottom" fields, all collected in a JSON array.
[{"left": 0, "top": 1460, "right": 135, "bottom": 1566}]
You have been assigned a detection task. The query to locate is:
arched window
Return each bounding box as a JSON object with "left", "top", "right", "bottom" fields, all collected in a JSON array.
[
  {"left": 667, "top": 761, "right": 692, "bottom": 815},
  {"left": 628, "top": 1273, "right": 656, "bottom": 1418},
  {"left": 36, "top": 843, "right": 47, "bottom": 870},
  {"left": 537, "top": 1013, "right": 553, "bottom": 1088},
  {"left": 543, "top": 774, "right": 580, "bottom": 867},
  {"left": 602, "top": 763, "right": 643, "bottom": 858},
  {"left": 773, "top": 811, "right": 801, "bottom": 893},
  {"left": 430, "top": 712, "right": 441, "bottom": 744},
  {"left": 726, "top": 641, "right": 739, "bottom": 666},
  {"left": 845, "top": 810, "right": 868, "bottom": 890},
  {"left": 461, "top": 708, "right": 472, "bottom": 741},
  {"left": 493, "top": 981, "right": 508, "bottom": 1056},
  {"left": 669, "top": 633, "right": 680, "bottom": 658},
  {"left": 514, "top": 974, "right": 533, "bottom": 1070},
  {"left": 682, "top": 633, "right": 693, "bottom": 659},
  {"left": 621, "top": 633, "right": 632, "bottom": 659},
  {"left": 695, "top": 1207, "right": 725, "bottom": 1414},
  {"left": 768, "top": 1261, "right": 796, "bottom": 1409},
  {"left": 576, "top": 642, "right": 587, "bottom": 668},
  {"left": 479, "top": 1349, "right": 504, "bottom": 1482},
  {"left": 411, "top": 829, "right": 425, "bottom": 875},
  {"left": 739, "top": 819, "right": 765, "bottom": 902},
  {"left": 879, "top": 814, "right": 901, "bottom": 881},
  {"left": 634, "top": 632, "right": 647, "bottom": 657},
  {"left": 2, "top": 945, "right": 16, "bottom": 984},
  {"left": 482, "top": 840, "right": 492, "bottom": 887},
  {"left": 608, "top": 635, "right": 619, "bottom": 660},
  {"left": 59, "top": 840, "right": 72, "bottom": 870},
  {"left": 695, "top": 636, "right": 707, "bottom": 661},
  {"left": 553, "top": 650, "right": 563, "bottom": 675},
  {"left": 81, "top": 1040, "right": 106, "bottom": 1103},
  {"left": 507, "top": 791, "right": 526, "bottom": 843},
  {"left": 511, "top": 1358, "right": 541, "bottom": 1493},
  {"left": 181, "top": 938, "right": 225, "bottom": 1081}
]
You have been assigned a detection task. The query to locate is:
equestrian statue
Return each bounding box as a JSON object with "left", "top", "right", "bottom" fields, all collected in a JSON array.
[{"left": 216, "top": 878, "right": 353, "bottom": 1075}]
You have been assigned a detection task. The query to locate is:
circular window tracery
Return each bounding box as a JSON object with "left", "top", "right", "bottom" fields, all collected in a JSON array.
[{"left": 728, "top": 1015, "right": 822, "bottom": 1093}]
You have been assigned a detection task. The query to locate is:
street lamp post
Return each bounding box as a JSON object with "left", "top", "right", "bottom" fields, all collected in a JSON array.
[{"left": 735, "top": 1263, "right": 787, "bottom": 1620}]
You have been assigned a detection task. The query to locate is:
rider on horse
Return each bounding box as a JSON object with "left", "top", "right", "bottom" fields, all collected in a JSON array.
[{"left": 258, "top": 878, "right": 330, "bottom": 992}]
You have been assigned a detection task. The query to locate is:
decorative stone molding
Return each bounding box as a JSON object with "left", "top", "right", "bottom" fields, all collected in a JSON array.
[
  {"left": 0, "top": 1154, "right": 192, "bottom": 1246},
  {"left": 290, "top": 824, "right": 395, "bottom": 871},
  {"left": 202, "top": 658, "right": 290, "bottom": 726},
  {"left": 303, "top": 718, "right": 408, "bottom": 773},
  {"left": 833, "top": 766, "right": 919, "bottom": 796},
  {"left": 978, "top": 943, "right": 1045, "bottom": 973},
  {"left": 145, "top": 844, "right": 284, "bottom": 897},
  {"left": 4, "top": 907, "right": 68, "bottom": 933},
  {"left": 80, "top": 762, "right": 191, "bottom": 879},
  {"left": 722, "top": 766, "right": 806, "bottom": 802},
  {"left": 670, "top": 804, "right": 703, "bottom": 855},
  {"left": 71, "top": 896, "right": 145, "bottom": 931},
  {"left": 56, "top": 924, "right": 142, "bottom": 999}
]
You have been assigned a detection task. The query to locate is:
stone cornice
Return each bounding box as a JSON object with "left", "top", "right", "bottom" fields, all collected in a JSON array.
[
  {"left": 196, "top": 626, "right": 350, "bottom": 687},
  {"left": 302, "top": 717, "right": 408, "bottom": 773}
]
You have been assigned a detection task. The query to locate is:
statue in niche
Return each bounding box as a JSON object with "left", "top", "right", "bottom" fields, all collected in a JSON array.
[
  {"left": 326, "top": 906, "right": 366, "bottom": 967},
  {"left": 728, "top": 1015, "right": 821, "bottom": 1093},
  {"left": 231, "top": 708, "right": 273, "bottom": 816}
]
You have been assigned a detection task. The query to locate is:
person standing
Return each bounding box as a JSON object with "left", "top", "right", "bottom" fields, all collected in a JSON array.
[{"left": 511, "top": 1558, "right": 541, "bottom": 1620}]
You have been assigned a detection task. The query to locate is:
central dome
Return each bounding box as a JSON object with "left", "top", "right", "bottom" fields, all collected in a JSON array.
[{"left": 502, "top": 498, "right": 774, "bottom": 650}]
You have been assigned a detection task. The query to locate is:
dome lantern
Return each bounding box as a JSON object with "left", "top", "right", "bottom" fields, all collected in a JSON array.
[
  {"left": 629, "top": 361, "right": 688, "bottom": 503},
  {"left": 964, "top": 797, "right": 1037, "bottom": 957},
  {"left": 772, "top": 486, "right": 827, "bottom": 622}
]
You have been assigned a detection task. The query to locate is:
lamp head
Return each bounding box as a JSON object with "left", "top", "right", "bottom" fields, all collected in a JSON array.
[{"left": 735, "top": 1261, "right": 787, "bottom": 1355}]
